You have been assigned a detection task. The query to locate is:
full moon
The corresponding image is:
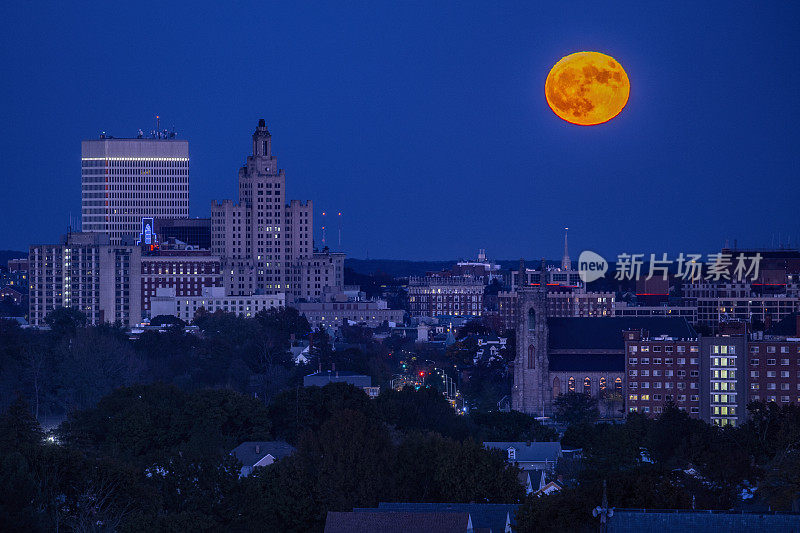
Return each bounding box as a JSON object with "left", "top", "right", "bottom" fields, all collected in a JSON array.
[{"left": 545, "top": 51, "right": 630, "bottom": 126}]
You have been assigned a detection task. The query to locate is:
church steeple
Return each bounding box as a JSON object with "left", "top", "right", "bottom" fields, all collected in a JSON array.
[{"left": 561, "top": 227, "right": 572, "bottom": 270}]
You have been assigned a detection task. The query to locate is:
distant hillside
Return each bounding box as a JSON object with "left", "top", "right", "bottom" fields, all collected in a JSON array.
[
  {"left": 344, "top": 258, "right": 559, "bottom": 278},
  {"left": 0, "top": 250, "right": 27, "bottom": 268}
]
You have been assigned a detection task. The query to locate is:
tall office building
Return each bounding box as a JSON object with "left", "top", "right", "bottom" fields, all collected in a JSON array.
[
  {"left": 212, "top": 120, "right": 314, "bottom": 297},
  {"left": 82, "top": 133, "right": 189, "bottom": 245}
]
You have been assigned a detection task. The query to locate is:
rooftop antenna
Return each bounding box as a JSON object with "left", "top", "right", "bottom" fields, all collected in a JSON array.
[
  {"left": 321, "top": 212, "right": 327, "bottom": 246},
  {"left": 337, "top": 212, "right": 342, "bottom": 248}
]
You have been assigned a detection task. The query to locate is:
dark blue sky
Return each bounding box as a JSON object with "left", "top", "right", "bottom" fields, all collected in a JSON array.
[{"left": 2, "top": 2, "right": 798, "bottom": 260}]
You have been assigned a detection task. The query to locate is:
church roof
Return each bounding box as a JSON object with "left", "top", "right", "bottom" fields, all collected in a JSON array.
[
  {"left": 549, "top": 353, "right": 625, "bottom": 371},
  {"left": 546, "top": 317, "right": 696, "bottom": 350}
]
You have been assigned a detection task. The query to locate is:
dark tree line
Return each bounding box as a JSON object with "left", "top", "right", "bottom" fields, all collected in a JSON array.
[
  {"left": 0, "top": 382, "right": 530, "bottom": 532},
  {"left": 516, "top": 401, "right": 800, "bottom": 532}
]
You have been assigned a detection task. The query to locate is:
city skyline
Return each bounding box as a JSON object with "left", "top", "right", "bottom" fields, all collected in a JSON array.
[{"left": 2, "top": 2, "right": 800, "bottom": 259}]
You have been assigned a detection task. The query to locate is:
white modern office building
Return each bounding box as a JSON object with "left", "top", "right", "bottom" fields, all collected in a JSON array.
[{"left": 81, "top": 134, "right": 189, "bottom": 245}]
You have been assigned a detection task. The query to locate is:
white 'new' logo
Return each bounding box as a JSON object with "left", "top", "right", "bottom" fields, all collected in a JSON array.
[{"left": 578, "top": 251, "right": 608, "bottom": 283}]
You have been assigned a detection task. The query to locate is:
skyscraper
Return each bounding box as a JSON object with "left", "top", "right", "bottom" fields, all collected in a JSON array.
[
  {"left": 81, "top": 133, "right": 189, "bottom": 245},
  {"left": 212, "top": 120, "right": 313, "bottom": 296}
]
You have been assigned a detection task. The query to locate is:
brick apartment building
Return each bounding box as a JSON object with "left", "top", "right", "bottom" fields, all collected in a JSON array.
[
  {"left": 623, "top": 315, "right": 800, "bottom": 427},
  {"left": 624, "top": 330, "right": 701, "bottom": 418},
  {"left": 140, "top": 249, "right": 222, "bottom": 313}
]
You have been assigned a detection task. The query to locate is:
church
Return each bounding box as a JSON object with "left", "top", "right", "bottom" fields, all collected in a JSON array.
[{"left": 512, "top": 259, "right": 696, "bottom": 418}]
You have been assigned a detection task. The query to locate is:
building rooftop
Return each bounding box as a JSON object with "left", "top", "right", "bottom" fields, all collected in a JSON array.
[
  {"left": 325, "top": 511, "right": 472, "bottom": 533},
  {"left": 230, "top": 441, "right": 295, "bottom": 467},
  {"left": 547, "top": 317, "right": 697, "bottom": 350},
  {"left": 362, "top": 503, "right": 519, "bottom": 532},
  {"left": 483, "top": 441, "right": 562, "bottom": 463}
]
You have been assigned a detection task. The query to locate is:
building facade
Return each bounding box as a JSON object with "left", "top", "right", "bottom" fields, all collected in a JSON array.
[
  {"left": 81, "top": 136, "right": 189, "bottom": 245},
  {"left": 512, "top": 259, "right": 697, "bottom": 418},
  {"left": 211, "top": 120, "right": 314, "bottom": 296},
  {"left": 150, "top": 286, "right": 284, "bottom": 322},
  {"left": 288, "top": 249, "right": 345, "bottom": 302},
  {"left": 408, "top": 276, "right": 485, "bottom": 318},
  {"left": 140, "top": 249, "right": 222, "bottom": 313},
  {"left": 295, "top": 297, "right": 405, "bottom": 329},
  {"left": 29, "top": 233, "right": 141, "bottom": 327},
  {"left": 624, "top": 331, "right": 701, "bottom": 418}
]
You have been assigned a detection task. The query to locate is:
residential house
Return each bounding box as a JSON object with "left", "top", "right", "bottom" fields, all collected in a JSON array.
[
  {"left": 230, "top": 441, "right": 295, "bottom": 477},
  {"left": 484, "top": 441, "right": 562, "bottom": 471}
]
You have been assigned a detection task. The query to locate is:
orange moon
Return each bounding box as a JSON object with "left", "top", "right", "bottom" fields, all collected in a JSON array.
[{"left": 545, "top": 51, "right": 630, "bottom": 126}]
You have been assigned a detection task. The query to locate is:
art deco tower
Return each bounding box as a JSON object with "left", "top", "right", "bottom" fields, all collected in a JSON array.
[{"left": 211, "top": 120, "right": 313, "bottom": 296}]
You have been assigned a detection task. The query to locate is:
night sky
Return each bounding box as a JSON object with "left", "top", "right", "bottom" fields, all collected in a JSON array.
[{"left": 1, "top": 2, "right": 798, "bottom": 260}]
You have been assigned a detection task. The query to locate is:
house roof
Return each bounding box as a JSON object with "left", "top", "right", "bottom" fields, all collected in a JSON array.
[
  {"left": 230, "top": 441, "right": 295, "bottom": 467},
  {"left": 547, "top": 317, "right": 696, "bottom": 350},
  {"left": 484, "top": 441, "right": 562, "bottom": 463},
  {"left": 325, "top": 511, "right": 471, "bottom": 533},
  {"left": 366, "top": 503, "right": 520, "bottom": 532}
]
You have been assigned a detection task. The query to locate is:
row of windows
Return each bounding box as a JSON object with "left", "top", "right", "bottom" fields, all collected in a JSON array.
[
  {"left": 629, "top": 382, "right": 697, "bottom": 389},
  {"left": 751, "top": 359, "right": 798, "bottom": 366},
  {"left": 629, "top": 345, "right": 698, "bottom": 353},
  {"left": 629, "top": 357, "right": 698, "bottom": 365},
  {"left": 629, "top": 369, "right": 699, "bottom": 377},
  {"left": 629, "top": 394, "right": 699, "bottom": 402},
  {"left": 751, "top": 370, "right": 799, "bottom": 378}
]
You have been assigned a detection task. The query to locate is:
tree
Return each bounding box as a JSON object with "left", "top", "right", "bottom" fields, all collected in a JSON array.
[
  {"left": 267, "top": 383, "right": 374, "bottom": 444},
  {"left": 44, "top": 307, "right": 87, "bottom": 337},
  {"left": 0, "top": 394, "right": 44, "bottom": 455},
  {"left": 553, "top": 392, "right": 600, "bottom": 426},
  {"left": 376, "top": 386, "right": 471, "bottom": 440},
  {"left": 468, "top": 410, "right": 558, "bottom": 442}
]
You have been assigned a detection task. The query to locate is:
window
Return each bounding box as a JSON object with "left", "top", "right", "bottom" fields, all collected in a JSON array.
[
  {"left": 584, "top": 377, "right": 591, "bottom": 395},
  {"left": 568, "top": 377, "right": 575, "bottom": 392},
  {"left": 677, "top": 346, "right": 685, "bottom": 353},
  {"left": 751, "top": 371, "right": 759, "bottom": 378},
  {"left": 600, "top": 377, "right": 607, "bottom": 391},
  {"left": 629, "top": 358, "right": 638, "bottom": 365},
  {"left": 781, "top": 359, "right": 790, "bottom": 366},
  {"left": 678, "top": 358, "right": 686, "bottom": 365},
  {"left": 629, "top": 370, "right": 638, "bottom": 376},
  {"left": 653, "top": 346, "right": 662, "bottom": 352},
  {"left": 767, "top": 346, "right": 776, "bottom": 353},
  {"left": 751, "top": 359, "right": 759, "bottom": 366},
  {"left": 629, "top": 394, "right": 638, "bottom": 401},
  {"left": 508, "top": 448, "right": 516, "bottom": 461},
  {"left": 641, "top": 358, "right": 650, "bottom": 365},
  {"left": 615, "top": 377, "right": 622, "bottom": 392},
  {"left": 640, "top": 394, "right": 650, "bottom": 401},
  {"left": 653, "top": 358, "right": 662, "bottom": 365}
]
